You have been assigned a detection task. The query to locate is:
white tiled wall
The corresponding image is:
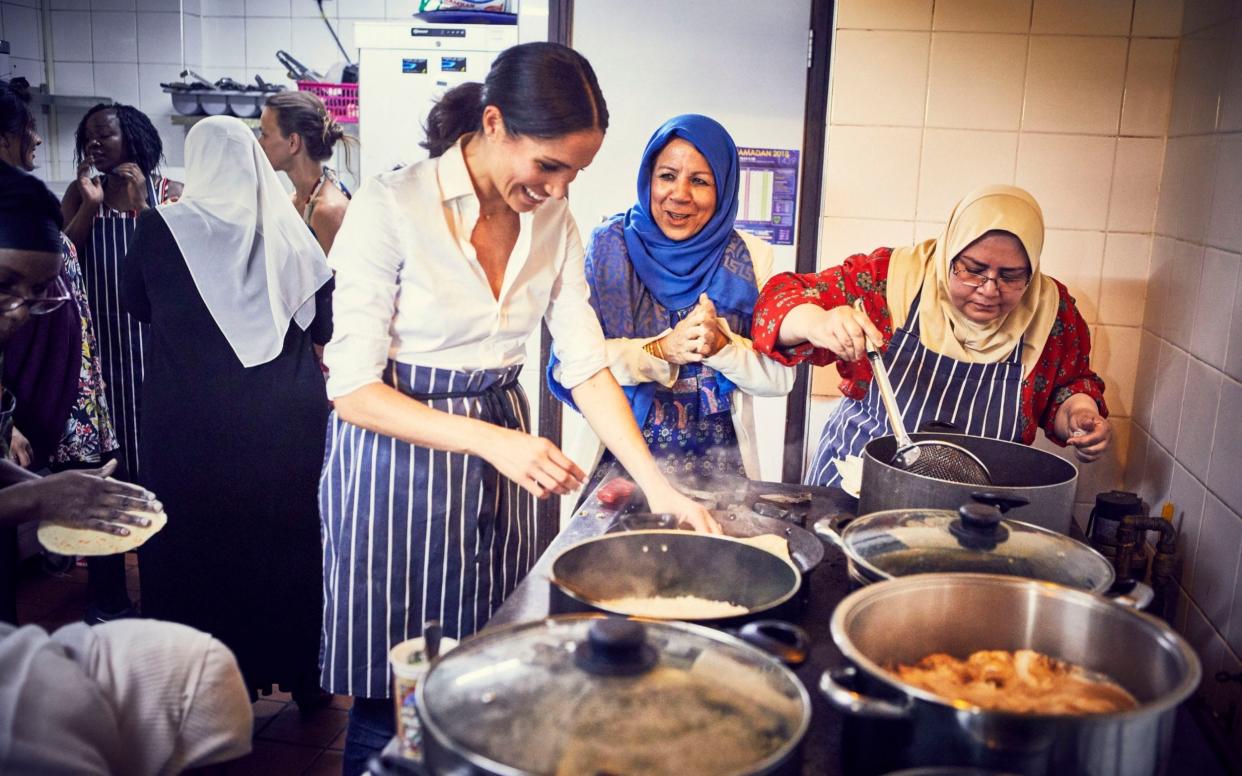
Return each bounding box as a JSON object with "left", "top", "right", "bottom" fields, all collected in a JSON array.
[
  {"left": 1110, "top": 0, "right": 1241, "bottom": 749},
  {"left": 4, "top": 0, "right": 204, "bottom": 183},
  {"left": 2, "top": 0, "right": 46, "bottom": 83},
  {"left": 15, "top": 0, "right": 401, "bottom": 188}
]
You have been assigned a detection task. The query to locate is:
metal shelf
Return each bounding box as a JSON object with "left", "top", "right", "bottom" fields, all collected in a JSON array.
[
  {"left": 29, "top": 93, "right": 113, "bottom": 109},
  {"left": 169, "top": 114, "right": 261, "bottom": 129}
]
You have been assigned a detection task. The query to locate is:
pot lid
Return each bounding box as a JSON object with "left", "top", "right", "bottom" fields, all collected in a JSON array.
[
  {"left": 842, "top": 503, "right": 1115, "bottom": 592},
  {"left": 418, "top": 615, "right": 809, "bottom": 776}
]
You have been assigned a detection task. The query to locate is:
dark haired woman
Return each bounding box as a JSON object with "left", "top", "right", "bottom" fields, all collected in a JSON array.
[
  {"left": 258, "top": 90, "right": 352, "bottom": 255},
  {"left": 0, "top": 166, "right": 156, "bottom": 537},
  {"left": 0, "top": 81, "right": 131, "bottom": 625},
  {"left": 60, "top": 104, "right": 181, "bottom": 490},
  {"left": 321, "top": 41, "right": 713, "bottom": 772}
]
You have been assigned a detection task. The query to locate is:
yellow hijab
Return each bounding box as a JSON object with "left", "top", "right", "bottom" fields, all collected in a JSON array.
[{"left": 885, "top": 184, "right": 1059, "bottom": 378}]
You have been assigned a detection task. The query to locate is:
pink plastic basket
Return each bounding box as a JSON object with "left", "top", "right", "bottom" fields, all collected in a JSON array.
[{"left": 296, "top": 81, "right": 359, "bottom": 124}]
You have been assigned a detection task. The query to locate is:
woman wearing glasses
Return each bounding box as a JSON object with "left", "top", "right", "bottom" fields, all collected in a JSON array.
[
  {"left": 0, "top": 79, "right": 133, "bottom": 625},
  {"left": 752, "top": 184, "right": 1110, "bottom": 487}
]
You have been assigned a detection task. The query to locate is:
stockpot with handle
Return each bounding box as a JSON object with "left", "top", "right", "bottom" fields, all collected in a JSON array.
[{"left": 820, "top": 574, "right": 1200, "bottom": 776}]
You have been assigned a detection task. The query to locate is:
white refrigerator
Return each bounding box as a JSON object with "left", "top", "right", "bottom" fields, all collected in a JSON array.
[{"left": 356, "top": 20, "right": 519, "bottom": 179}]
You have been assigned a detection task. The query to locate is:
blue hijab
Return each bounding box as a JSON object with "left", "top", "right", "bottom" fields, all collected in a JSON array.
[
  {"left": 624, "top": 114, "right": 751, "bottom": 312},
  {"left": 548, "top": 115, "right": 759, "bottom": 426}
]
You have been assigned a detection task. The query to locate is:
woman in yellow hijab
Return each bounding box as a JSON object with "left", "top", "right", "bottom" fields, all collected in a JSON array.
[{"left": 752, "top": 184, "right": 1110, "bottom": 487}]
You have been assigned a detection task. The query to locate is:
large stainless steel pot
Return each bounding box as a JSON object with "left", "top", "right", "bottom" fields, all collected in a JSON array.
[
  {"left": 820, "top": 574, "right": 1200, "bottom": 776},
  {"left": 861, "top": 433, "right": 1078, "bottom": 534},
  {"left": 415, "top": 615, "right": 812, "bottom": 775}
]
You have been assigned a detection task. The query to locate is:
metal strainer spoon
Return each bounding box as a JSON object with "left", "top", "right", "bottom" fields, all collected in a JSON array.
[{"left": 853, "top": 300, "right": 993, "bottom": 486}]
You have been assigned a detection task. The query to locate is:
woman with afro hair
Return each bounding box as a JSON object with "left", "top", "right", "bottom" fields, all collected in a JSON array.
[{"left": 60, "top": 104, "right": 181, "bottom": 500}]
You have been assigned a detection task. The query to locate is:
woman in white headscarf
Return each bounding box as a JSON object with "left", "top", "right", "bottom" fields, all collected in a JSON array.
[
  {"left": 753, "top": 184, "right": 1111, "bottom": 487},
  {"left": 122, "top": 116, "right": 334, "bottom": 708}
]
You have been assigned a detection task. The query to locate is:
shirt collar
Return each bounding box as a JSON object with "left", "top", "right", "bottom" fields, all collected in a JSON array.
[{"left": 437, "top": 135, "right": 477, "bottom": 205}]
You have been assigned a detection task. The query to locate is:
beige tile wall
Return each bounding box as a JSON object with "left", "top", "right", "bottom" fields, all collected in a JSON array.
[{"left": 1123, "top": 1, "right": 1242, "bottom": 741}]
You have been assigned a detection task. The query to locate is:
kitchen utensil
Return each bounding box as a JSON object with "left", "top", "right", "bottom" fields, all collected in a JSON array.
[
  {"left": 416, "top": 614, "right": 812, "bottom": 776},
  {"left": 860, "top": 432, "right": 1077, "bottom": 534},
  {"left": 855, "top": 300, "right": 992, "bottom": 486},
  {"left": 549, "top": 530, "right": 801, "bottom": 624},
  {"left": 277, "top": 49, "right": 321, "bottom": 82},
  {"left": 821, "top": 574, "right": 1200, "bottom": 776},
  {"left": 814, "top": 499, "right": 1117, "bottom": 595},
  {"left": 423, "top": 620, "right": 442, "bottom": 661}
]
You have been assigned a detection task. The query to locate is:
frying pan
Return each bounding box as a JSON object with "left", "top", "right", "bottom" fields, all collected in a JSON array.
[
  {"left": 549, "top": 530, "right": 802, "bottom": 624},
  {"left": 605, "top": 511, "right": 825, "bottom": 574}
]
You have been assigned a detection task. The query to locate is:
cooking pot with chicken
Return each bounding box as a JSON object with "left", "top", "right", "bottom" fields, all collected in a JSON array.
[{"left": 820, "top": 574, "right": 1199, "bottom": 776}]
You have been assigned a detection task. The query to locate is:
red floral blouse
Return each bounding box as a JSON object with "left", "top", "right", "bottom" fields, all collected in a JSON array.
[{"left": 751, "top": 248, "right": 1107, "bottom": 446}]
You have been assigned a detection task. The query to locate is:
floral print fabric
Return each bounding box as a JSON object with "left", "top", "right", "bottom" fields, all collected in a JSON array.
[{"left": 50, "top": 235, "right": 117, "bottom": 465}]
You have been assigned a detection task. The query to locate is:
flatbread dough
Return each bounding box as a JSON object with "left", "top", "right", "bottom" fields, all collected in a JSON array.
[
  {"left": 738, "top": 533, "right": 793, "bottom": 565},
  {"left": 38, "top": 508, "right": 168, "bottom": 556}
]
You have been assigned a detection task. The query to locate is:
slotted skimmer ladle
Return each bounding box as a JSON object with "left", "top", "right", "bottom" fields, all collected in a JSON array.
[{"left": 853, "top": 300, "right": 993, "bottom": 486}]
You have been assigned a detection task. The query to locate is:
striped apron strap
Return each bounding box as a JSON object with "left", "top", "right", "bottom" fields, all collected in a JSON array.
[{"left": 806, "top": 294, "right": 1025, "bottom": 487}]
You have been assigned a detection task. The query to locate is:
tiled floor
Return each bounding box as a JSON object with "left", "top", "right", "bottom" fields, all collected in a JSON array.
[{"left": 15, "top": 552, "right": 349, "bottom": 776}]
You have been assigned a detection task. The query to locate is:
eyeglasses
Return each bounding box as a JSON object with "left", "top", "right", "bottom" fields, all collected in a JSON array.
[
  {"left": 0, "top": 277, "right": 71, "bottom": 316},
  {"left": 950, "top": 259, "right": 1030, "bottom": 293}
]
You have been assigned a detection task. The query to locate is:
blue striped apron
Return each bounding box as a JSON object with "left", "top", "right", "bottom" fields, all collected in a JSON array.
[
  {"left": 319, "top": 361, "right": 544, "bottom": 698},
  {"left": 78, "top": 177, "right": 164, "bottom": 483},
  {"left": 806, "top": 294, "right": 1024, "bottom": 487}
]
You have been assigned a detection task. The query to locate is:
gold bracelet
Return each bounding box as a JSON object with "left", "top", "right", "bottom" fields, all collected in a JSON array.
[{"left": 643, "top": 338, "right": 665, "bottom": 361}]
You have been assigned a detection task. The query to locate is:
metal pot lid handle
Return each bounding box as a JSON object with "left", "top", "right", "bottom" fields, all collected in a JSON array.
[
  {"left": 819, "top": 666, "right": 913, "bottom": 719},
  {"left": 812, "top": 516, "right": 849, "bottom": 547},
  {"left": 573, "top": 617, "right": 659, "bottom": 676},
  {"left": 969, "top": 492, "right": 1031, "bottom": 514},
  {"left": 367, "top": 754, "right": 437, "bottom": 776},
  {"left": 734, "top": 621, "right": 810, "bottom": 666},
  {"left": 1105, "top": 579, "right": 1155, "bottom": 610},
  {"left": 948, "top": 503, "right": 1009, "bottom": 549}
]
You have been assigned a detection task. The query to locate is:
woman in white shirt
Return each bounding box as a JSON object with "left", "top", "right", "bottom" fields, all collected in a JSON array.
[
  {"left": 550, "top": 114, "right": 794, "bottom": 488},
  {"left": 320, "top": 42, "right": 714, "bottom": 773}
]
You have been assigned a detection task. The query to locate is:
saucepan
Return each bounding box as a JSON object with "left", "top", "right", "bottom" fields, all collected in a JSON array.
[
  {"left": 814, "top": 497, "right": 1153, "bottom": 608},
  {"left": 418, "top": 615, "right": 812, "bottom": 775},
  {"left": 860, "top": 432, "right": 1078, "bottom": 534},
  {"left": 820, "top": 574, "right": 1200, "bottom": 776}
]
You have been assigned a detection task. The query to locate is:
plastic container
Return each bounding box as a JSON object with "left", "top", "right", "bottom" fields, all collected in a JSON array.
[
  {"left": 165, "top": 89, "right": 204, "bottom": 116},
  {"left": 297, "top": 81, "right": 359, "bottom": 124},
  {"left": 227, "top": 92, "right": 263, "bottom": 118},
  {"left": 389, "top": 635, "right": 457, "bottom": 759}
]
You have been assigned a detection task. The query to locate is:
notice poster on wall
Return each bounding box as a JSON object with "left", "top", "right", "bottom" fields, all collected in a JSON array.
[{"left": 735, "top": 147, "right": 799, "bottom": 246}]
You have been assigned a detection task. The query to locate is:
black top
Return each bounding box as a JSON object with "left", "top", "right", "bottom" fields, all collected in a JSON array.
[{"left": 121, "top": 210, "right": 331, "bottom": 697}]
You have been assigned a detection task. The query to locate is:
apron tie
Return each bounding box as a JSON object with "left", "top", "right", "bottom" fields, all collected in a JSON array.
[{"left": 410, "top": 378, "right": 522, "bottom": 431}]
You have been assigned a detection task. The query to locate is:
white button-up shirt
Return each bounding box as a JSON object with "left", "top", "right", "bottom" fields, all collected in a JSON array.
[{"left": 323, "top": 139, "right": 608, "bottom": 399}]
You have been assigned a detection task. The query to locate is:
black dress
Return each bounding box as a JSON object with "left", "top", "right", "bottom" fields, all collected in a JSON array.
[{"left": 122, "top": 210, "right": 331, "bottom": 698}]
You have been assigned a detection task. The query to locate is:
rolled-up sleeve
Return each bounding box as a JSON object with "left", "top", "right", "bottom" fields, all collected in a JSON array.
[
  {"left": 323, "top": 179, "right": 404, "bottom": 399},
  {"left": 545, "top": 214, "right": 608, "bottom": 391}
]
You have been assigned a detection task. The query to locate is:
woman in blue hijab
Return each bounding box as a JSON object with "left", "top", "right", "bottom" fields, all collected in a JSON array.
[{"left": 550, "top": 114, "right": 793, "bottom": 487}]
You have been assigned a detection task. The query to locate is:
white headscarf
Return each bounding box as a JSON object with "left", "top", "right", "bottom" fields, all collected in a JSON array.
[{"left": 159, "top": 115, "right": 332, "bottom": 368}]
